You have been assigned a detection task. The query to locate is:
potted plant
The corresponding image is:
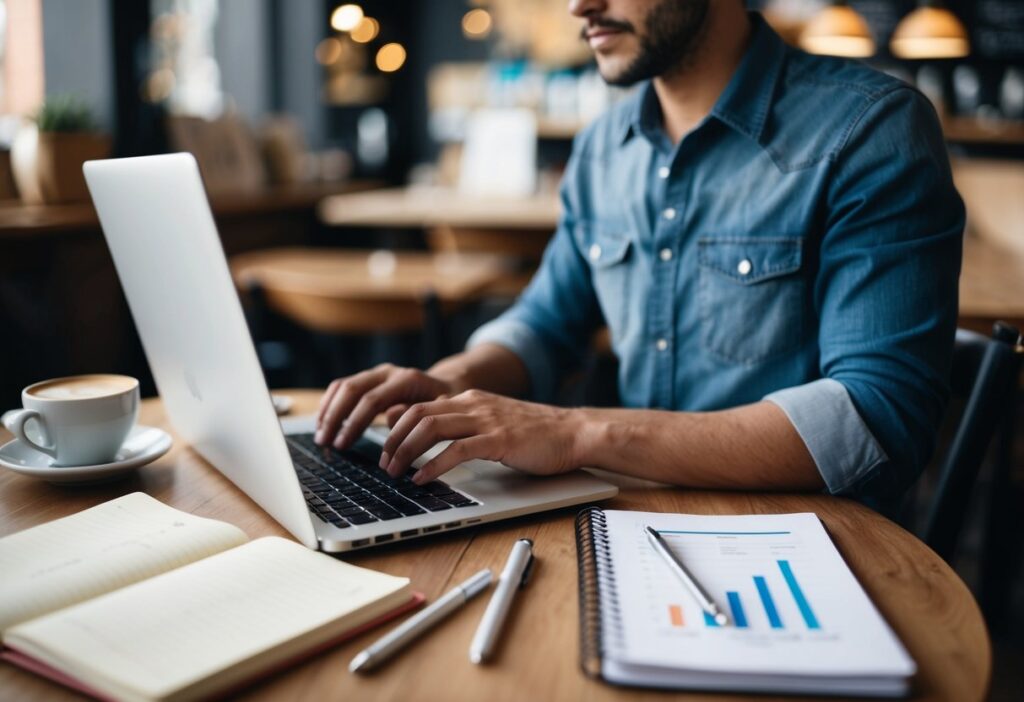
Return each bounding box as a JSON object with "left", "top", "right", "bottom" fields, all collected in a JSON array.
[{"left": 12, "top": 96, "right": 111, "bottom": 204}]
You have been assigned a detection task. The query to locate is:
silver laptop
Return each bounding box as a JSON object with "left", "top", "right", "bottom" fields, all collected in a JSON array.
[{"left": 83, "top": 153, "right": 617, "bottom": 552}]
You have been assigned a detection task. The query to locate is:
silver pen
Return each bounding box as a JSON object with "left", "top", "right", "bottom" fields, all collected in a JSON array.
[
  {"left": 645, "top": 525, "right": 729, "bottom": 626},
  {"left": 469, "top": 538, "right": 535, "bottom": 663},
  {"left": 349, "top": 568, "right": 492, "bottom": 673}
]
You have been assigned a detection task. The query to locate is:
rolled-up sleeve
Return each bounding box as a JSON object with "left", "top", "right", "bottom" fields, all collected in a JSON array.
[
  {"left": 467, "top": 144, "right": 604, "bottom": 402},
  {"left": 765, "top": 379, "right": 888, "bottom": 494},
  {"left": 798, "top": 87, "right": 963, "bottom": 499}
]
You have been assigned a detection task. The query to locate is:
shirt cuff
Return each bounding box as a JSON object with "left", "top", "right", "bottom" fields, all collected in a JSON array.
[
  {"left": 466, "top": 318, "right": 557, "bottom": 402},
  {"left": 764, "top": 378, "right": 889, "bottom": 494}
]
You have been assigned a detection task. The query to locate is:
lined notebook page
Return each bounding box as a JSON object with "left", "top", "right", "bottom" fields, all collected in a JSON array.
[
  {"left": 0, "top": 493, "right": 248, "bottom": 631},
  {"left": 5, "top": 537, "right": 410, "bottom": 702}
]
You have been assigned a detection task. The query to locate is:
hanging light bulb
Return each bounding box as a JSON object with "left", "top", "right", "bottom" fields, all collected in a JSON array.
[
  {"left": 799, "top": 1, "right": 876, "bottom": 58},
  {"left": 891, "top": 1, "right": 969, "bottom": 60}
]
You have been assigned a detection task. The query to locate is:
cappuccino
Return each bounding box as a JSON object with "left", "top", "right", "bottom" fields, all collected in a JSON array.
[
  {"left": 5, "top": 375, "right": 140, "bottom": 466},
  {"left": 28, "top": 375, "right": 137, "bottom": 401}
]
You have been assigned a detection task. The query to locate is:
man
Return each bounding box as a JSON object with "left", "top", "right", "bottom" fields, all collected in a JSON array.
[{"left": 315, "top": 0, "right": 963, "bottom": 506}]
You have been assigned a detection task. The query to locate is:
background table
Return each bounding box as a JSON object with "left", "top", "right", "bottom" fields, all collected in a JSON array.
[{"left": 0, "top": 391, "right": 990, "bottom": 702}]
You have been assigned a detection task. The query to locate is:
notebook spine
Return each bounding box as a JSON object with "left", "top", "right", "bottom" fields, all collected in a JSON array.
[{"left": 575, "top": 506, "right": 622, "bottom": 680}]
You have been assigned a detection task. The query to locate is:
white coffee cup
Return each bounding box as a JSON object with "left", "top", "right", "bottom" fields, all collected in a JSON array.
[{"left": 2, "top": 374, "right": 140, "bottom": 466}]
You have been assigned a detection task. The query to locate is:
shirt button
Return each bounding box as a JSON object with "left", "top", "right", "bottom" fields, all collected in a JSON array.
[
  {"left": 659, "top": 248, "right": 673, "bottom": 262},
  {"left": 657, "top": 166, "right": 670, "bottom": 179},
  {"left": 662, "top": 207, "right": 677, "bottom": 221},
  {"left": 737, "top": 258, "right": 753, "bottom": 276},
  {"left": 656, "top": 338, "right": 669, "bottom": 352},
  {"left": 589, "top": 243, "right": 602, "bottom": 262}
]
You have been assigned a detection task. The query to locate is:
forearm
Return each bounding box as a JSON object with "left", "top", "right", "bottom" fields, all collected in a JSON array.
[
  {"left": 428, "top": 343, "right": 531, "bottom": 398},
  {"left": 574, "top": 401, "right": 823, "bottom": 491}
]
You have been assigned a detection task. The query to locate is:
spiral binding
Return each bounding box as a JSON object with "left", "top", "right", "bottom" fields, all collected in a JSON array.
[{"left": 575, "top": 506, "right": 623, "bottom": 680}]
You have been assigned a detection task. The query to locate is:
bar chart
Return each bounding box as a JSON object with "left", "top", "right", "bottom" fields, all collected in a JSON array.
[
  {"left": 668, "top": 558, "right": 820, "bottom": 630},
  {"left": 638, "top": 526, "right": 831, "bottom": 639}
]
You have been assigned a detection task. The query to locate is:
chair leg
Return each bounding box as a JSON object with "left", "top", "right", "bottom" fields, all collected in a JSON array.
[
  {"left": 420, "top": 292, "right": 444, "bottom": 368},
  {"left": 978, "top": 387, "right": 1022, "bottom": 631}
]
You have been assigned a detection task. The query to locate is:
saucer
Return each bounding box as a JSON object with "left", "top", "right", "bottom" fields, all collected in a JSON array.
[{"left": 0, "top": 425, "right": 172, "bottom": 484}]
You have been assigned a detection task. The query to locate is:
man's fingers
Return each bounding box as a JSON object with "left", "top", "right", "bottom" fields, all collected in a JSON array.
[
  {"left": 335, "top": 375, "right": 422, "bottom": 449},
  {"left": 382, "top": 398, "right": 458, "bottom": 458},
  {"left": 316, "top": 366, "right": 390, "bottom": 445},
  {"left": 316, "top": 380, "right": 342, "bottom": 428},
  {"left": 412, "top": 435, "right": 497, "bottom": 484},
  {"left": 384, "top": 414, "right": 477, "bottom": 477},
  {"left": 384, "top": 404, "right": 409, "bottom": 428}
]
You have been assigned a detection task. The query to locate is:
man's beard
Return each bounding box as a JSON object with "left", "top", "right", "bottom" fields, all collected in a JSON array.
[{"left": 591, "top": 0, "right": 711, "bottom": 87}]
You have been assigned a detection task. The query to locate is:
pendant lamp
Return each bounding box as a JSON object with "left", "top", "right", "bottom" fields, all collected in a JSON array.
[
  {"left": 799, "top": 1, "right": 876, "bottom": 59},
  {"left": 890, "top": 1, "right": 970, "bottom": 60}
]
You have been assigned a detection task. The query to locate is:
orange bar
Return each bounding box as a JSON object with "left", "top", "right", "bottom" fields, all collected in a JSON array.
[{"left": 669, "top": 604, "right": 684, "bottom": 627}]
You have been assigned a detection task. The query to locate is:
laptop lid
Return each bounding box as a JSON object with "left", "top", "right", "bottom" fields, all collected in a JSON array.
[{"left": 84, "top": 153, "right": 318, "bottom": 548}]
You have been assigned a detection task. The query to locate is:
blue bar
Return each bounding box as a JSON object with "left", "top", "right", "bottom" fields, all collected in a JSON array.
[
  {"left": 703, "top": 611, "right": 720, "bottom": 627},
  {"left": 778, "top": 560, "right": 821, "bottom": 630},
  {"left": 727, "top": 591, "right": 748, "bottom": 628},
  {"left": 754, "top": 576, "right": 783, "bottom": 629}
]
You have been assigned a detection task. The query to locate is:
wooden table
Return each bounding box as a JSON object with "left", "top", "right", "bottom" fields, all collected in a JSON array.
[
  {"left": 0, "top": 391, "right": 990, "bottom": 702},
  {"left": 231, "top": 248, "right": 512, "bottom": 334}
]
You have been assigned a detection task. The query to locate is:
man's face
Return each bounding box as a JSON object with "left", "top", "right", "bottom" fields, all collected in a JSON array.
[{"left": 570, "top": 0, "right": 711, "bottom": 86}]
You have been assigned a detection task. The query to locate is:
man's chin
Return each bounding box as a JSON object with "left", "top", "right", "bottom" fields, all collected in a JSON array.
[{"left": 595, "top": 60, "right": 643, "bottom": 88}]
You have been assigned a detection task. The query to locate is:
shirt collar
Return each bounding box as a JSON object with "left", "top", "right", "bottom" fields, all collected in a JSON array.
[{"left": 619, "top": 12, "right": 787, "bottom": 147}]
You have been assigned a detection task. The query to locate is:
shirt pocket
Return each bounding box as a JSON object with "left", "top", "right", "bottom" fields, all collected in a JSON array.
[
  {"left": 697, "top": 237, "right": 806, "bottom": 365},
  {"left": 576, "top": 220, "right": 633, "bottom": 333}
]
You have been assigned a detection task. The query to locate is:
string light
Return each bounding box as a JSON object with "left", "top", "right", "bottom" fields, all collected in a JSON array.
[
  {"left": 462, "top": 9, "right": 492, "bottom": 39},
  {"left": 330, "top": 4, "right": 364, "bottom": 32},
  {"left": 350, "top": 16, "right": 380, "bottom": 44},
  {"left": 315, "top": 37, "right": 343, "bottom": 65},
  {"left": 375, "top": 43, "right": 406, "bottom": 72}
]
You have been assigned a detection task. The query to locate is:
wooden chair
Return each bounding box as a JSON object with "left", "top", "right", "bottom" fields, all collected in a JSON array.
[
  {"left": 922, "top": 323, "right": 1023, "bottom": 563},
  {"left": 230, "top": 248, "right": 509, "bottom": 380}
]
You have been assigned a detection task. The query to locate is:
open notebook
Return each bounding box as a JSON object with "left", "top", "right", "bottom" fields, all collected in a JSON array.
[
  {"left": 0, "top": 493, "right": 421, "bottom": 702},
  {"left": 575, "top": 508, "right": 916, "bottom": 697}
]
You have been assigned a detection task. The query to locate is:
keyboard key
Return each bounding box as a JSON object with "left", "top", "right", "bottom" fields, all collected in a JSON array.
[
  {"left": 366, "top": 506, "right": 402, "bottom": 521},
  {"left": 411, "top": 496, "right": 452, "bottom": 511},
  {"left": 422, "top": 482, "right": 454, "bottom": 495},
  {"left": 437, "top": 492, "right": 477, "bottom": 507},
  {"left": 346, "top": 511, "right": 378, "bottom": 525},
  {"left": 327, "top": 516, "right": 350, "bottom": 528}
]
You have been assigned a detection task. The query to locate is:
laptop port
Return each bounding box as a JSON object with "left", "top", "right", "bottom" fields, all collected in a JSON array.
[
  {"left": 443, "top": 521, "right": 462, "bottom": 529},
  {"left": 400, "top": 529, "right": 419, "bottom": 538},
  {"left": 466, "top": 518, "right": 482, "bottom": 525},
  {"left": 351, "top": 538, "right": 370, "bottom": 548},
  {"left": 423, "top": 525, "right": 442, "bottom": 533},
  {"left": 375, "top": 534, "right": 394, "bottom": 544}
]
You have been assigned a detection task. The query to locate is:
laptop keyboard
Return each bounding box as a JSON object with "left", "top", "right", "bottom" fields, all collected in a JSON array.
[{"left": 286, "top": 433, "right": 478, "bottom": 529}]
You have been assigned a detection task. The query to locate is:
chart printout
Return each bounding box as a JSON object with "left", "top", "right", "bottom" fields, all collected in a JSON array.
[{"left": 601, "top": 511, "right": 913, "bottom": 676}]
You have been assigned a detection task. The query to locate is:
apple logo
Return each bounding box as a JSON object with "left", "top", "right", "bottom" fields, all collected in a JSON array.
[{"left": 184, "top": 369, "right": 203, "bottom": 402}]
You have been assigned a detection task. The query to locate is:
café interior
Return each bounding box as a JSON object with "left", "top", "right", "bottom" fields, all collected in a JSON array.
[{"left": 0, "top": 1, "right": 1022, "bottom": 698}]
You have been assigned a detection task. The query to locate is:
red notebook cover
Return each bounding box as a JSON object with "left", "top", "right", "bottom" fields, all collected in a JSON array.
[{"left": 1, "top": 591, "right": 425, "bottom": 701}]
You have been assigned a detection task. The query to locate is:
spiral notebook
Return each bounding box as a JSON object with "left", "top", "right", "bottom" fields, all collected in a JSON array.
[{"left": 575, "top": 508, "right": 916, "bottom": 697}]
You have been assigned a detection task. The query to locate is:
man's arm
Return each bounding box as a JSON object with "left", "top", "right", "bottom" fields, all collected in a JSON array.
[{"left": 377, "top": 390, "right": 820, "bottom": 490}]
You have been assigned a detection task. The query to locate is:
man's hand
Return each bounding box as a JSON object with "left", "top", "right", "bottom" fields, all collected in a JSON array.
[
  {"left": 379, "top": 390, "right": 586, "bottom": 484},
  {"left": 315, "top": 364, "right": 464, "bottom": 449}
]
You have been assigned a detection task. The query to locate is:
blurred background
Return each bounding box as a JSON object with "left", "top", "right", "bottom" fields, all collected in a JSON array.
[{"left": 0, "top": 1, "right": 1021, "bottom": 698}]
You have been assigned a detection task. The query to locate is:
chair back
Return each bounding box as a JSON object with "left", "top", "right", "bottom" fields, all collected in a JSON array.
[{"left": 923, "top": 322, "right": 1023, "bottom": 562}]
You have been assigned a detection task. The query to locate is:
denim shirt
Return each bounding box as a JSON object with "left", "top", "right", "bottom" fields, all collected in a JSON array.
[{"left": 468, "top": 14, "right": 964, "bottom": 502}]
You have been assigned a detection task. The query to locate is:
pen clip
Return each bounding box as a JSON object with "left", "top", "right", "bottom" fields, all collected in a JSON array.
[
  {"left": 517, "top": 538, "right": 535, "bottom": 588},
  {"left": 519, "top": 553, "right": 536, "bottom": 588}
]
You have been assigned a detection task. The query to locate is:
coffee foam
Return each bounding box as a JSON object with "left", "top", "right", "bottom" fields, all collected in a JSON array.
[{"left": 29, "top": 375, "right": 136, "bottom": 400}]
